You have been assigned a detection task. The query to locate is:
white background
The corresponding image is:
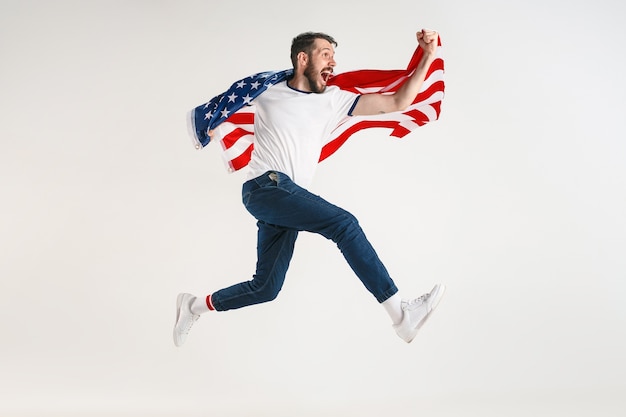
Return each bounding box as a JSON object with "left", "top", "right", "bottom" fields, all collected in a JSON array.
[{"left": 1, "top": 0, "right": 625, "bottom": 416}]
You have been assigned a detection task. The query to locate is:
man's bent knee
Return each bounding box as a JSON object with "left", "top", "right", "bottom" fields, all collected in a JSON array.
[{"left": 249, "top": 276, "right": 283, "bottom": 303}]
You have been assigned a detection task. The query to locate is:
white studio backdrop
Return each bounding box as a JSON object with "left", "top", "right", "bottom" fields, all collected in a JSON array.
[{"left": 1, "top": 0, "right": 625, "bottom": 416}]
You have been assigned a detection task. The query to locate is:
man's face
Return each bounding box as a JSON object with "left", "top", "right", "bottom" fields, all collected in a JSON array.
[{"left": 302, "top": 39, "right": 336, "bottom": 93}]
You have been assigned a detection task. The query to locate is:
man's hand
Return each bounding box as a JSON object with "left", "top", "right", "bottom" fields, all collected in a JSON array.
[{"left": 417, "top": 29, "right": 438, "bottom": 55}]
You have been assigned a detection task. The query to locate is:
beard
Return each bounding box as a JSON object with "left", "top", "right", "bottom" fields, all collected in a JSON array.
[{"left": 303, "top": 63, "right": 326, "bottom": 93}]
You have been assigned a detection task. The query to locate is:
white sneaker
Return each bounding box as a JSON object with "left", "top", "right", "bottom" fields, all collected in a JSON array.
[
  {"left": 173, "top": 293, "right": 200, "bottom": 347},
  {"left": 393, "top": 284, "right": 446, "bottom": 343}
]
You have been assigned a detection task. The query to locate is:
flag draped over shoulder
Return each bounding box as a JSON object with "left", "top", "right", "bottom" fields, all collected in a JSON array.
[{"left": 187, "top": 39, "right": 445, "bottom": 172}]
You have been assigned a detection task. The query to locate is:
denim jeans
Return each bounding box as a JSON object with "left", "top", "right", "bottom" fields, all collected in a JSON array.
[{"left": 210, "top": 171, "right": 398, "bottom": 311}]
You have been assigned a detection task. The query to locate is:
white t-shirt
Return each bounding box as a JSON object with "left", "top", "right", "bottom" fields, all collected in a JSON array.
[{"left": 246, "top": 81, "right": 360, "bottom": 188}]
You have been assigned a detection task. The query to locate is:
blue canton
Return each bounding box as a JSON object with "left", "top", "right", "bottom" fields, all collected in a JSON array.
[{"left": 190, "top": 69, "right": 293, "bottom": 148}]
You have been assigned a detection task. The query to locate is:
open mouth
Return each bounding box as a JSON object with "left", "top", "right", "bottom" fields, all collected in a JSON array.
[{"left": 321, "top": 69, "right": 333, "bottom": 83}]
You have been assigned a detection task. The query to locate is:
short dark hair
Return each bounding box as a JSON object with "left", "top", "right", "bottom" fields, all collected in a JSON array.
[{"left": 290, "top": 32, "right": 337, "bottom": 68}]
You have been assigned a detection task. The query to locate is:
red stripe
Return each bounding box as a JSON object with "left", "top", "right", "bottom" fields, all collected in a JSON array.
[
  {"left": 319, "top": 119, "right": 414, "bottom": 162},
  {"left": 403, "top": 109, "right": 428, "bottom": 127},
  {"left": 226, "top": 112, "right": 254, "bottom": 125},
  {"left": 229, "top": 143, "right": 254, "bottom": 171},
  {"left": 414, "top": 80, "right": 445, "bottom": 104},
  {"left": 222, "top": 127, "right": 252, "bottom": 150}
]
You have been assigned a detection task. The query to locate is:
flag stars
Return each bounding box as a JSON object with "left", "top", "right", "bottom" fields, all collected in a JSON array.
[
  {"left": 220, "top": 109, "right": 230, "bottom": 118},
  {"left": 242, "top": 94, "right": 253, "bottom": 105},
  {"left": 227, "top": 92, "right": 238, "bottom": 103},
  {"left": 236, "top": 80, "right": 247, "bottom": 89},
  {"left": 250, "top": 81, "right": 261, "bottom": 90}
]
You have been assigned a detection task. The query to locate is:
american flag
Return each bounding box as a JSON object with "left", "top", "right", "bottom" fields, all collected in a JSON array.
[{"left": 187, "top": 40, "right": 445, "bottom": 172}]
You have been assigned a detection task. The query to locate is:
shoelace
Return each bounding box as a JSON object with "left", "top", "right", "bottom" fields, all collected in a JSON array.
[{"left": 406, "top": 292, "right": 430, "bottom": 306}]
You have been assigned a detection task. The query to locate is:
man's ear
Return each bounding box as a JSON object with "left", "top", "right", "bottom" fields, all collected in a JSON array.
[{"left": 297, "top": 51, "right": 308, "bottom": 66}]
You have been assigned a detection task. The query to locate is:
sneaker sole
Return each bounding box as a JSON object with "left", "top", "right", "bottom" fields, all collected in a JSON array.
[{"left": 173, "top": 293, "right": 186, "bottom": 346}]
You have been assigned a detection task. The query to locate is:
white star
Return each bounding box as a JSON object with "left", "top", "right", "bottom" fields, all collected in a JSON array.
[
  {"left": 250, "top": 81, "right": 261, "bottom": 90},
  {"left": 204, "top": 110, "right": 213, "bottom": 120},
  {"left": 236, "top": 80, "right": 246, "bottom": 89},
  {"left": 227, "top": 92, "right": 238, "bottom": 102},
  {"left": 242, "top": 94, "right": 253, "bottom": 105},
  {"left": 220, "top": 109, "right": 230, "bottom": 118}
]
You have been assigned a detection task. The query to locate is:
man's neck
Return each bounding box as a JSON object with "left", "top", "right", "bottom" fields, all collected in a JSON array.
[{"left": 286, "top": 74, "right": 311, "bottom": 93}]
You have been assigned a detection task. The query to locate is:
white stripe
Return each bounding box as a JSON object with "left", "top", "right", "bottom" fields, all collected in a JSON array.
[
  {"left": 420, "top": 68, "right": 445, "bottom": 93},
  {"left": 354, "top": 87, "right": 394, "bottom": 94},
  {"left": 221, "top": 133, "right": 254, "bottom": 160}
]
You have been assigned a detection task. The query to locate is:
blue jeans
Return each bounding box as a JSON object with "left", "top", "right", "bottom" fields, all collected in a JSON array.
[{"left": 210, "top": 171, "right": 398, "bottom": 311}]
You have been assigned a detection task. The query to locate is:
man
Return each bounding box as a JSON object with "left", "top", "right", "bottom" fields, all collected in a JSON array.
[{"left": 174, "top": 29, "right": 445, "bottom": 346}]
